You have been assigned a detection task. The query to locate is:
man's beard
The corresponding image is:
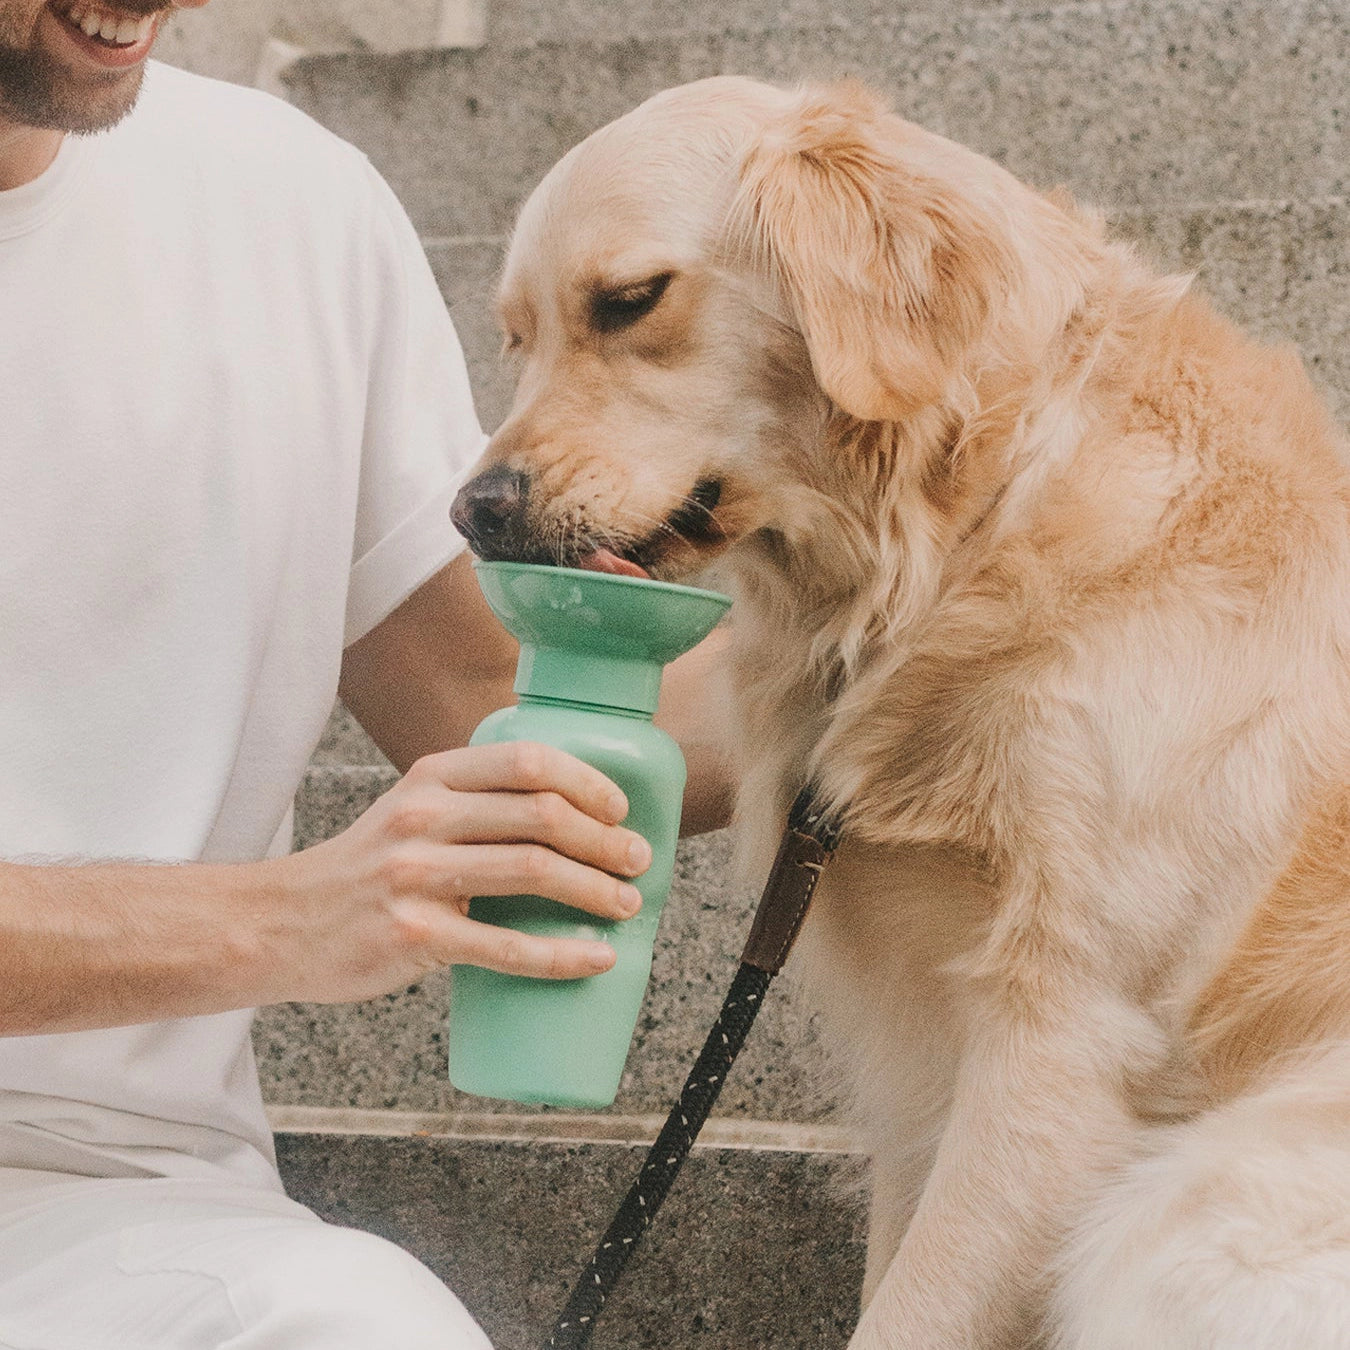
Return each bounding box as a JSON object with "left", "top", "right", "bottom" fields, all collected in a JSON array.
[{"left": 0, "top": 19, "right": 155, "bottom": 134}]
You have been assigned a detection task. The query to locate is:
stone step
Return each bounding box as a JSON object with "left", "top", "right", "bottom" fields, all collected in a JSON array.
[
  {"left": 282, "top": 0, "right": 1349, "bottom": 239},
  {"left": 274, "top": 1127, "right": 867, "bottom": 1349},
  {"left": 309, "top": 701, "right": 390, "bottom": 767},
  {"left": 485, "top": 0, "right": 1082, "bottom": 47},
  {"left": 258, "top": 770, "right": 831, "bottom": 1120}
]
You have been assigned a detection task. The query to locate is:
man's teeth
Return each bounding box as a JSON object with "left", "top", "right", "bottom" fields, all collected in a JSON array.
[{"left": 65, "top": 4, "right": 155, "bottom": 45}]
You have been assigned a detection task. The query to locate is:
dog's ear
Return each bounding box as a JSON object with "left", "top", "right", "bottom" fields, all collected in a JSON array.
[{"left": 731, "top": 82, "right": 1019, "bottom": 422}]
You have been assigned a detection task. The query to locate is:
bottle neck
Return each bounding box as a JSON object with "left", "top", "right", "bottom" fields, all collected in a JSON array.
[{"left": 513, "top": 644, "right": 664, "bottom": 717}]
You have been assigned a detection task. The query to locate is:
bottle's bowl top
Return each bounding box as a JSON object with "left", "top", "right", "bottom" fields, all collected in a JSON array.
[{"left": 473, "top": 560, "right": 731, "bottom": 667}]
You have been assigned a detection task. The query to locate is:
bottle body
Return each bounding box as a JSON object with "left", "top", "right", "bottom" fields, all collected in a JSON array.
[{"left": 448, "top": 697, "right": 687, "bottom": 1108}]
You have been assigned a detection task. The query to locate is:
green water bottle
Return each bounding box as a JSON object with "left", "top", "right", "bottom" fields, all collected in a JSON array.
[{"left": 448, "top": 560, "right": 731, "bottom": 1108}]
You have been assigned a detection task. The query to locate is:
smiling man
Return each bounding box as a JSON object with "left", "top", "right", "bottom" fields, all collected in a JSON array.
[{"left": 0, "top": 3, "right": 729, "bottom": 1347}]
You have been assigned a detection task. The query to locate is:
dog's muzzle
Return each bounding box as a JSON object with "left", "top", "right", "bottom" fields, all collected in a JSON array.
[{"left": 450, "top": 465, "right": 533, "bottom": 560}]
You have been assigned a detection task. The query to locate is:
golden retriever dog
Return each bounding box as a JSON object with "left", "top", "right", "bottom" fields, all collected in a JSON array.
[{"left": 450, "top": 77, "right": 1350, "bottom": 1348}]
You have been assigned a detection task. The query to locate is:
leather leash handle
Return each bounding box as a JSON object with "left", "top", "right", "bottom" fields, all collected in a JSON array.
[
  {"left": 545, "top": 785, "right": 842, "bottom": 1349},
  {"left": 741, "top": 785, "right": 844, "bottom": 973}
]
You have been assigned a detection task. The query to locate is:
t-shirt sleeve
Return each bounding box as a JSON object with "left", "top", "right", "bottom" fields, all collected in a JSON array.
[{"left": 343, "top": 159, "right": 488, "bottom": 646}]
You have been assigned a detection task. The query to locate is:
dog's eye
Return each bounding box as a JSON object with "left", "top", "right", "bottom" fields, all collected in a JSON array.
[
  {"left": 502, "top": 332, "right": 524, "bottom": 355},
  {"left": 590, "top": 272, "right": 674, "bottom": 333}
]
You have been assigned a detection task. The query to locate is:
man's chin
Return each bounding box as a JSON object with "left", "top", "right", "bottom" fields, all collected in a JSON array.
[
  {"left": 0, "top": 51, "right": 144, "bottom": 134},
  {"left": 0, "top": 4, "right": 161, "bottom": 137},
  {"left": 61, "top": 70, "right": 143, "bottom": 133}
]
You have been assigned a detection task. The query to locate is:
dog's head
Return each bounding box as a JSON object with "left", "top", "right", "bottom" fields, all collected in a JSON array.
[{"left": 451, "top": 77, "right": 1090, "bottom": 584}]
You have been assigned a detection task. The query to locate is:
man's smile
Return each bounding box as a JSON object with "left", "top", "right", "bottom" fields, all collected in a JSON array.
[{"left": 41, "top": 0, "right": 164, "bottom": 70}]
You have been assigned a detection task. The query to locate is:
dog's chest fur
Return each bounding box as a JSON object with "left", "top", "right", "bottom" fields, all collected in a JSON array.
[{"left": 719, "top": 474, "right": 1341, "bottom": 1132}]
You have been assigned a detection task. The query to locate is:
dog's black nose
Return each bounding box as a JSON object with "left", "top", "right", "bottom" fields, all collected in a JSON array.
[{"left": 450, "top": 465, "right": 531, "bottom": 558}]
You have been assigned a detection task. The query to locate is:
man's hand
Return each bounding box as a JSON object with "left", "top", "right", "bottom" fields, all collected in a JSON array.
[
  {"left": 0, "top": 741, "right": 650, "bottom": 1035},
  {"left": 261, "top": 741, "right": 651, "bottom": 1003}
]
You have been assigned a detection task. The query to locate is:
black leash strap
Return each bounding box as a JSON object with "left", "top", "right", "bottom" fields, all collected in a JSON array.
[{"left": 546, "top": 786, "right": 843, "bottom": 1349}]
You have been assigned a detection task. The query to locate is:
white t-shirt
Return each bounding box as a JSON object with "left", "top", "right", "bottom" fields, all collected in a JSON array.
[{"left": 0, "top": 63, "right": 483, "bottom": 1190}]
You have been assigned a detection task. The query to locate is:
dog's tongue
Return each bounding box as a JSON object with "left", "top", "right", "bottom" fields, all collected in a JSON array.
[{"left": 576, "top": 548, "right": 651, "bottom": 579}]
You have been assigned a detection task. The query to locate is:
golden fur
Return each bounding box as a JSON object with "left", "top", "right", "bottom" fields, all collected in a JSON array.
[{"left": 464, "top": 77, "right": 1350, "bottom": 1348}]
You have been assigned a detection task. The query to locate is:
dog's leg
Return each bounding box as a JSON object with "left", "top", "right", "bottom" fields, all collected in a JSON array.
[
  {"left": 849, "top": 1010, "right": 1146, "bottom": 1348},
  {"left": 863, "top": 1143, "right": 940, "bottom": 1308},
  {"left": 793, "top": 845, "right": 988, "bottom": 1311},
  {"left": 846, "top": 901, "right": 1161, "bottom": 1350}
]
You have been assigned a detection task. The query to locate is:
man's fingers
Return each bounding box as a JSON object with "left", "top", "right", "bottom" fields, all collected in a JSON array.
[
  {"left": 406, "top": 789, "right": 650, "bottom": 878},
  {"left": 451, "top": 920, "right": 616, "bottom": 981},
  {"left": 408, "top": 743, "right": 629, "bottom": 825},
  {"left": 366, "top": 743, "right": 649, "bottom": 985},
  {"left": 423, "top": 843, "right": 642, "bottom": 921}
]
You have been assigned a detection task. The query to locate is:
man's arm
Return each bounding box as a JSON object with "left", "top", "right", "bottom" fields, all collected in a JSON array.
[
  {"left": 337, "top": 552, "right": 736, "bottom": 834},
  {"left": 0, "top": 554, "right": 731, "bottom": 1040},
  {"left": 337, "top": 551, "right": 520, "bottom": 770},
  {"left": 0, "top": 549, "right": 668, "bottom": 1039},
  {"left": 0, "top": 740, "right": 649, "bottom": 1036}
]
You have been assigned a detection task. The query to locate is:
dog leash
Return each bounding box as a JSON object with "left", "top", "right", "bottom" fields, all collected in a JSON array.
[{"left": 545, "top": 785, "right": 844, "bottom": 1349}]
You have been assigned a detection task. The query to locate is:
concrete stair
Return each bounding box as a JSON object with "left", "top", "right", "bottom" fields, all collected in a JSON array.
[
  {"left": 283, "top": 2, "right": 1350, "bottom": 234},
  {"left": 275, "top": 1133, "right": 865, "bottom": 1350},
  {"left": 152, "top": 0, "right": 1350, "bottom": 1342}
]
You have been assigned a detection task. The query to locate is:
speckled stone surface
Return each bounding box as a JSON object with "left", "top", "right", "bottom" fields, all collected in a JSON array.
[
  {"left": 486, "top": 0, "right": 1098, "bottom": 45},
  {"left": 291, "top": 763, "right": 398, "bottom": 849},
  {"left": 284, "top": 1, "right": 1350, "bottom": 239},
  {"left": 428, "top": 236, "right": 514, "bottom": 430},
  {"left": 158, "top": 0, "right": 483, "bottom": 88},
  {"left": 275, "top": 1132, "right": 867, "bottom": 1349},
  {"left": 154, "top": 0, "right": 277, "bottom": 86},
  {"left": 310, "top": 702, "right": 390, "bottom": 768},
  {"left": 263, "top": 791, "right": 834, "bottom": 1119}
]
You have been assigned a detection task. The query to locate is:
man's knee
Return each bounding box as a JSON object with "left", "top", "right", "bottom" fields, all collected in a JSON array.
[{"left": 231, "top": 1221, "right": 492, "bottom": 1349}]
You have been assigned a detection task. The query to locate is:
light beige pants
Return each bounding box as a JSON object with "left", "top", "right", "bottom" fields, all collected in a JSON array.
[{"left": 0, "top": 1171, "right": 492, "bottom": 1349}]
